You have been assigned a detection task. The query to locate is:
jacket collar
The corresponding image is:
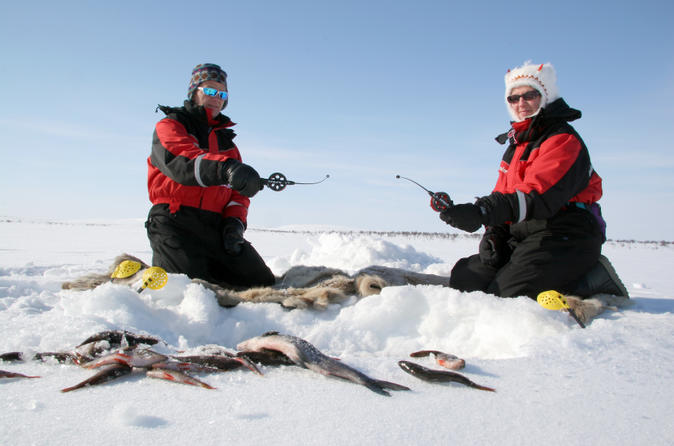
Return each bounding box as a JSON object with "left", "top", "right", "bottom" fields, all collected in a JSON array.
[
  {"left": 155, "top": 101, "right": 236, "bottom": 129},
  {"left": 495, "top": 98, "right": 581, "bottom": 145}
]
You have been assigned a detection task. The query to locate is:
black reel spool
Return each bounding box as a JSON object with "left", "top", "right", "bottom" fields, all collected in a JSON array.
[
  {"left": 262, "top": 172, "right": 330, "bottom": 192},
  {"left": 430, "top": 192, "right": 451, "bottom": 212},
  {"left": 264, "top": 172, "right": 293, "bottom": 191}
]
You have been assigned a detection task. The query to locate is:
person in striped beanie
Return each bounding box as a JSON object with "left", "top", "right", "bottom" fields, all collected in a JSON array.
[{"left": 145, "top": 63, "right": 274, "bottom": 290}]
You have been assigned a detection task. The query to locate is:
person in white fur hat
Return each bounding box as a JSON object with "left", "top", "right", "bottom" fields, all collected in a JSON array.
[{"left": 439, "top": 61, "right": 628, "bottom": 300}]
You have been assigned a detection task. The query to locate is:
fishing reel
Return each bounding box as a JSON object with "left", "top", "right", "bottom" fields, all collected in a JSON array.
[
  {"left": 261, "top": 172, "right": 330, "bottom": 192},
  {"left": 429, "top": 192, "right": 452, "bottom": 212},
  {"left": 396, "top": 175, "right": 453, "bottom": 212}
]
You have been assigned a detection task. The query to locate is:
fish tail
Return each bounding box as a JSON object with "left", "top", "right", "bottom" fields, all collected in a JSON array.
[
  {"left": 468, "top": 381, "right": 496, "bottom": 392},
  {"left": 61, "top": 384, "right": 83, "bottom": 393},
  {"left": 61, "top": 364, "right": 131, "bottom": 392},
  {"left": 373, "top": 379, "right": 410, "bottom": 392},
  {"left": 235, "top": 356, "right": 263, "bottom": 376},
  {"left": 362, "top": 380, "right": 392, "bottom": 397},
  {"left": 146, "top": 368, "right": 215, "bottom": 389}
]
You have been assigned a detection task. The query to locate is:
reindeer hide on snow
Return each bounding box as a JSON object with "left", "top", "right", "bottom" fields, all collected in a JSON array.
[
  {"left": 61, "top": 254, "right": 450, "bottom": 310},
  {"left": 61, "top": 253, "right": 629, "bottom": 323}
]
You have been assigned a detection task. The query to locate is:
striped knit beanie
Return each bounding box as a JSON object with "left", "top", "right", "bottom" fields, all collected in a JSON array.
[{"left": 187, "top": 63, "right": 227, "bottom": 99}]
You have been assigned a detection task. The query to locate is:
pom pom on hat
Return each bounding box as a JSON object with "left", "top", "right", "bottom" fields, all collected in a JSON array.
[
  {"left": 504, "top": 61, "right": 559, "bottom": 121},
  {"left": 188, "top": 63, "right": 227, "bottom": 99}
]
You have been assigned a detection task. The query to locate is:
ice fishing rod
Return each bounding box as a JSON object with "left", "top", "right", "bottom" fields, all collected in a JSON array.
[
  {"left": 261, "top": 172, "right": 330, "bottom": 192},
  {"left": 395, "top": 175, "right": 453, "bottom": 212}
]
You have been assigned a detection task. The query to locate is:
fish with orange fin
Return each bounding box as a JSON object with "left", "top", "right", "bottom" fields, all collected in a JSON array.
[
  {"left": 410, "top": 350, "right": 466, "bottom": 370},
  {"left": 61, "top": 363, "right": 132, "bottom": 392},
  {"left": 1, "top": 370, "right": 40, "bottom": 379},
  {"left": 64, "top": 345, "right": 265, "bottom": 392},
  {"left": 146, "top": 368, "right": 215, "bottom": 389},
  {"left": 6, "top": 330, "right": 265, "bottom": 391},
  {"left": 398, "top": 361, "right": 495, "bottom": 392},
  {"left": 83, "top": 348, "right": 168, "bottom": 369}
]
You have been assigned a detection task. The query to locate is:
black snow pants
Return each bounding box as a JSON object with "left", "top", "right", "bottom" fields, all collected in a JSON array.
[
  {"left": 145, "top": 204, "right": 276, "bottom": 289},
  {"left": 449, "top": 205, "right": 604, "bottom": 299}
]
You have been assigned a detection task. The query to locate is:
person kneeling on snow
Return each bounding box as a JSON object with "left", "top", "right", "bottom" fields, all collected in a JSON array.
[
  {"left": 145, "top": 63, "right": 275, "bottom": 289},
  {"left": 439, "top": 61, "right": 628, "bottom": 299}
]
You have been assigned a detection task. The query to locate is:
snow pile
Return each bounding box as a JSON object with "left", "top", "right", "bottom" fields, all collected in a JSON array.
[{"left": 1, "top": 218, "right": 673, "bottom": 445}]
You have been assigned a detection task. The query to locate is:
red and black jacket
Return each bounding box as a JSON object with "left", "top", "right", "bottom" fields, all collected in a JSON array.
[
  {"left": 477, "top": 98, "right": 602, "bottom": 226},
  {"left": 147, "top": 101, "right": 249, "bottom": 223}
]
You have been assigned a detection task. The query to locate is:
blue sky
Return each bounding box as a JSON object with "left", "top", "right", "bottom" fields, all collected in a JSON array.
[{"left": 1, "top": 0, "right": 672, "bottom": 240}]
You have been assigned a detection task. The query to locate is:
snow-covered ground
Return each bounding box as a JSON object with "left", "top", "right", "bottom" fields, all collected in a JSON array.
[{"left": 1, "top": 218, "right": 673, "bottom": 445}]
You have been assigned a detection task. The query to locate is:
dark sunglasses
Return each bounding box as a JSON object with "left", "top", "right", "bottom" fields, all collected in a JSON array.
[
  {"left": 198, "top": 87, "right": 228, "bottom": 100},
  {"left": 507, "top": 90, "right": 540, "bottom": 104}
]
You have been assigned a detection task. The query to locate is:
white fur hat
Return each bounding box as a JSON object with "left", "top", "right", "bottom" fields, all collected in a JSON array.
[{"left": 504, "top": 61, "right": 559, "bottom": 121}]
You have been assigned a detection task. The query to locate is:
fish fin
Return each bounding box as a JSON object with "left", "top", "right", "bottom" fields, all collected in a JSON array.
[
  {"left": 146, "top": 368, "right": 215, "bottom": 390},
  {"left": 436, "top": 357, "right": 466, "bottom": 371},
  {"left": 61, "top": 364, "right": 132, "bottom": 392},
  {"left": 374, "top": 379, "right": 410, "bottom": 391},
  {"left": 234, "top": 357, "right": 264, "bottom": 375},
  {"left": 362, "top": 380, "right": 392, "bottom": 397}
]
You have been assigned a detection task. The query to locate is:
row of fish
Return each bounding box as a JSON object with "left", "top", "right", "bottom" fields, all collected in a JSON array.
[{"left": 1, "top": 330, "right": 494, "bottom": 395}]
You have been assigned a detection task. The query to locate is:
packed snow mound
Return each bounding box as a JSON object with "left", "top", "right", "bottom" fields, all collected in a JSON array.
[{"left": 1, "top": 219, "right": 673, "bottom": 446}]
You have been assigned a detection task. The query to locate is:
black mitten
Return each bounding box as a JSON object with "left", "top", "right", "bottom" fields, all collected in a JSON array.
[
  {"left": 222, "top": 159, "right": 263, "bottom": 197},
  {"left": 478, "top": 225, "right": 511, "bottom": 267},
  {"left": 439, "top": 203, "right": 486, "bottom": 233},
  {"left": 222, "top": 217, "right": 246, "bottom": 256}
]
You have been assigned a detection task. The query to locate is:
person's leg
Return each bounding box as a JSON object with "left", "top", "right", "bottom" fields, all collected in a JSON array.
[
  {"left": 209, "top": 240, "right": 276, "bottom": 288},
  {"left": 145, "top": 206, "right": 217, "bottom": 280},
  {"left": 485, "top": 231, "right": 600, "bottom": 298},
  {"left": 487, "top": 207, "right": 604, "bottom": 298},
  {"left": 449, "top": 254, "right": 499, "bottom": 293},
  {"left": 562, "top": 255, "right": 629, "bottom": 297}
]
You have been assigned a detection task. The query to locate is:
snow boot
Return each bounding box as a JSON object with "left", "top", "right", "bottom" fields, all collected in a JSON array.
[{"left": 571, "top": 255, "right": 629, "bottom": 298}]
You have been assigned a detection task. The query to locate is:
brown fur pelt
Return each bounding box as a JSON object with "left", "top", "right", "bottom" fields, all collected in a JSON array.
[
  {"left": 60, "top": 254, "right": 394, "bottom": 310},
  {"left": 197, "top": 273, "right": 387, "bottom": 310},
  {"left": 564, "top": 294, "right": 633, "bottom": 325},
  {"left": 61, "top": 254, "right": 627, "bottom": 323},
  {"left": 61, "top": 253, "right": 150, "bottom": 291}
]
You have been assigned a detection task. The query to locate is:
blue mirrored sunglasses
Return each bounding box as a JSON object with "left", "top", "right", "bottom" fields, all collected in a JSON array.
[{"left": 198, "top": 87, "right": 228, "bottom": 100}]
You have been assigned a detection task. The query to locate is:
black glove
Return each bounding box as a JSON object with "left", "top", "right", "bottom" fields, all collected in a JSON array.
[
  {"left": 439, "top": 203, "right": 486, "bottom": 233},
  {"left": 222, "top": 217, "right": 246, "bottom": 256},
  {"left": 479, "top": 225, "right": 510, "bottom": 267},
  {"left": 223, "top": 159, "right": 263, "bottom": 197}
]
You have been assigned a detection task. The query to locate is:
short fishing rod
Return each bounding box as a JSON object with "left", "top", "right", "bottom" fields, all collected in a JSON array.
[
  {"left": 261, "top": 172, "right": 330, "bottom": 192},
  {"left": 395, "top": 175, "right": 453, "bottom": 212}
]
